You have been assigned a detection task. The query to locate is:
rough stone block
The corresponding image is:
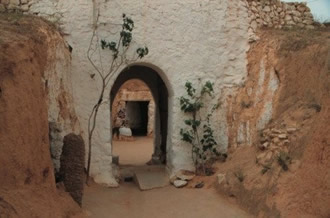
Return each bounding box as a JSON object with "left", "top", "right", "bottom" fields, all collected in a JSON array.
[{"left": 59, "top": 133, "right": 85, "bottom": 207}]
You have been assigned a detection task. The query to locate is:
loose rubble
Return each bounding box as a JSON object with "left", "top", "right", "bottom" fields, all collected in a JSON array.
[
  {"left": 247, "top": 0, "right": 315, "bottom": 30},
  {"left": 256, "top": 125, "right": 297, "bottom": 166},
  {"left": 170, "top": 170, "right": 195, "bottom": 188}
]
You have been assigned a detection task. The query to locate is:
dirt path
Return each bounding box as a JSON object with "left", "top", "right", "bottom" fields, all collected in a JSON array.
[
  {"left": 83, "top": 182, "right": 252, "bottom": 218},
  {"left": 112, "top": 137, "right": 154, "bottom": 165},
  {"left": 92, "top": 137, "right": 252, "bottom": 218}
]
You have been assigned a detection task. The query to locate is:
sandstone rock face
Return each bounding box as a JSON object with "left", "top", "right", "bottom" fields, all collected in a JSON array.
[
  {"left": 60, "top": 133, "right": 85, "bottom": 206},
  {"left": 0, "top": 17, "right": 83, "bottom": 217}
]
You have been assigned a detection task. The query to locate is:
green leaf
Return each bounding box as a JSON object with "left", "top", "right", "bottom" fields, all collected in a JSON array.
[{"left": 101, "top": 40, "right": 107, "bottom": 49}]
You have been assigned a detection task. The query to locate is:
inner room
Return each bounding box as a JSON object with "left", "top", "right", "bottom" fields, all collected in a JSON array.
[{"left": 111, "top": 79, "right": 155, "bottom": 166}]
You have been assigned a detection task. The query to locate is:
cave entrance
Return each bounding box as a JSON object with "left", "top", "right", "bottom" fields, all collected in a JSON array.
[
  {"left": 126, "top": 101, "right": 149, "bottom": 136},
  {"left": 110, "top": 65, "right": 169, "bottom": 167}
]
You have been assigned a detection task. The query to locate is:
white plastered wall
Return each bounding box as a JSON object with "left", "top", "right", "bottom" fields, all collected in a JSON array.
[{"left": 27, "top": 0, "right": 250, "bottom": 186}]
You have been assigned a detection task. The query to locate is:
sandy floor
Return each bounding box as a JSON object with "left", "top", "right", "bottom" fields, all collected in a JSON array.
[
  {"left": 83, "top": 182, "right": 252, "bottom": 218},
  {"left": 87, "top": 137, "right": 251, "bottom": 218},
  {"left": 112, "top": 137, "right": 154, "bottom": 165}
]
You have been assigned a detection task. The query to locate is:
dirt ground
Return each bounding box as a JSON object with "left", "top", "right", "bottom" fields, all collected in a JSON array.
[
  {"left": 100, "top": 137, "right": 252, "bottom": 218},
  {"left": 83, "top": 182, "right": 252, "bottom": 218},
  {"left": 113, "top": 136, "right": 154, "bottom": 165}
]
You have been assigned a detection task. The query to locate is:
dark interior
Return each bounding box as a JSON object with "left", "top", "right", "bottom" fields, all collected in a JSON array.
[{"left": 126, "top": 101, "right": 149, "bottom": 136}]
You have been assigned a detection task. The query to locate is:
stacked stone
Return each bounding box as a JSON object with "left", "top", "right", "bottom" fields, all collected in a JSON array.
[
  {"left": 256, "top": 126, "right": 297, "bottom": 166},
  {"left": 247, "top": 0, "right": 315, "bottom": 32},
  {"left": 0, "top": 0, "right": 32, "bottom": 12}
]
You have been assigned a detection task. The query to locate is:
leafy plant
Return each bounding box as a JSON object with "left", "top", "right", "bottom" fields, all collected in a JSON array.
[
  {"left": 86, "top": 14, "right": 148, "bottom": 184},
  {"left": 179, "top": 80, "right": 224, "bottom": 175},
  {"left": 277, "top": 151, "right": 291, "bottom": 171}
]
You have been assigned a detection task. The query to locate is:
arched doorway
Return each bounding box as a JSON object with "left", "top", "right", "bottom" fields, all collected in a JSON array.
[{"left": 110, "top": 65, "right": 169, "bottom": 166}]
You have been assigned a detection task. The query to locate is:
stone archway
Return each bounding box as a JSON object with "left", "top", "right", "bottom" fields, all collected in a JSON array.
[{"left": 110, "top": 65, "right": 170, "bottom": 164}]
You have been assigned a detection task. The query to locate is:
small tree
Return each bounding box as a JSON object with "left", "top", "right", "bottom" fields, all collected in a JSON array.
[
  {"left": 179, "top": 80, "right": 223, "bottom": 175},
  {"left": 86, "top": 14, "right": 148, "bottom": 183}
]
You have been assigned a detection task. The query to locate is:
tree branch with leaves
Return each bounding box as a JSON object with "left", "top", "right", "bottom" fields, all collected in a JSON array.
[
  {"left": 86, "top": 14, "right": 148, "bottom": 184},
  {"left": 179, "top": 80, "right": 226, "bottom": 175}
]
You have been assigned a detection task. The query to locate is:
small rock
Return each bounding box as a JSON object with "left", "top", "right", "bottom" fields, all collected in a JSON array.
[
  {"left": 292, "top": 10, "right": 301, "bottom": 17},
  {"left": 258, "top": 142, "right": 269, "bottom": 150},
  {"left": 278, "top": 134, "right": 288, "bottom": 139},
  {"left": 1, "top": 0, "right": 9, "bottom": 5},
  {"left": 286, "top": 21, "right": 296, "bottom": 26},
  {"left": 7, "top": 3, "right": 18, "bottom": 10},
  {"left": 173, "top": 180, "right": 188, "bottom": 188},
  {"left": 119, "top": 127, "right": 132, "bottom": 136},
  {"left": 251, "top": 6, "right": 258, "bottom": 13},
  {"left": 285, "top": 14, "right": 293, "bottom": 21},
  {"left": 272, "top": 128, "right": 282, "bottom": 134},
  {"left": 273, "top": 137, "right": 280, "bottom": 144},
  {"left": 263, "top": 6, "right": 271, "bottom": 12},
  {"left": 217, "top": 173, "right": 226, "bottom": 185},
  {"left": 176, "top": 170, "right": 195, "bottom": 181},
  {"left": 21, "top": 4, "right": 29, "bottom": 11},
  {"left": 251, "top": 20, "right": 258, "bottom": 31},
  {"left": 296, "top": 5, "right": 306, "bottom": 12},
  {"left": 303, "top": 19, "right": 314, "bottom": 25},
  {"left": 305, "top": 25, "right": 315, "bottom": 30},
  {"left": 10, "top": 0, "right": 20, "bottom": 6}
]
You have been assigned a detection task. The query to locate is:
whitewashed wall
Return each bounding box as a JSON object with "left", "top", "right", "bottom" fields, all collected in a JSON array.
[{"left": 17, "top": 0, "right": 251, "bottom": 186}]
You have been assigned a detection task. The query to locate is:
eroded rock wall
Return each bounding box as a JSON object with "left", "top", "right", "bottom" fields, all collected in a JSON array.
[
  {"left": 217, "top": 29, "right": 330, "bottom": 218},
  {"left": 0, "top": 15, "right": 83, "bottom": 217},
  {"left": 44, "top": 28, "right": 81, "bottom": 172}
]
